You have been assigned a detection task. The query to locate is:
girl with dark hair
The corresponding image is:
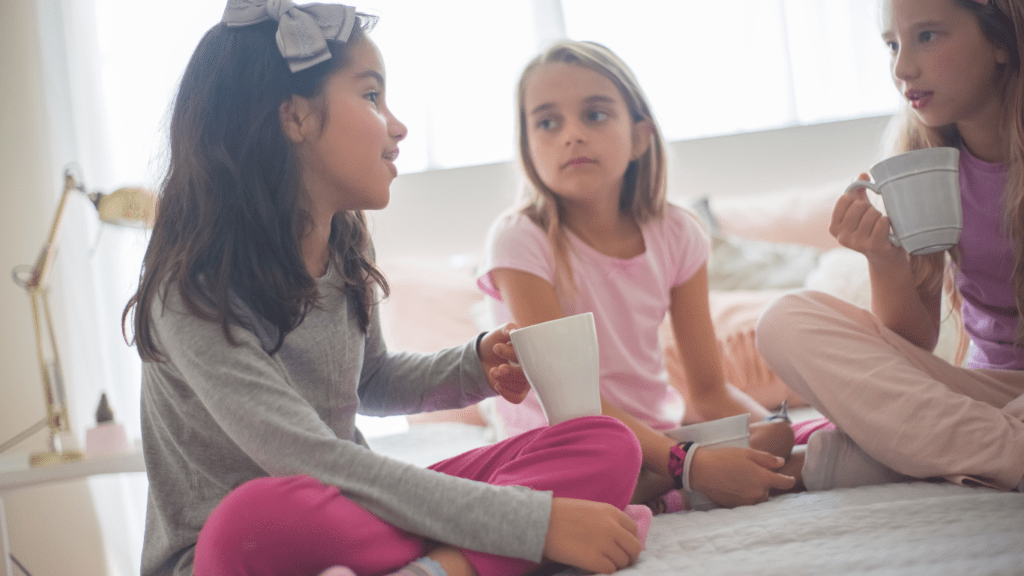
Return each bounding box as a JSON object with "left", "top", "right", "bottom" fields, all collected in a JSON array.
[
  {"left": 124, "top": 2, "right": 648, "bottom": 575},
  {"left": 756, "top": 0, "right": 1024, "bottom": 494}
]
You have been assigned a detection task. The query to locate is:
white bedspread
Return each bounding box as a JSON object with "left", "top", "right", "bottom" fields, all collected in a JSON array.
[
  {"left": 615, "top": 482, "right": 1024, "bottom": 576},
  {"left": 371, "top": 423, "right": 1024, "bottom": 576}
]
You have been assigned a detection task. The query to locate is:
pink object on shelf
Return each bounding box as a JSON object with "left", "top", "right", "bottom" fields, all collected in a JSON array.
[{"left": 86, "top": 422, "right": 130, "bottom": 457}]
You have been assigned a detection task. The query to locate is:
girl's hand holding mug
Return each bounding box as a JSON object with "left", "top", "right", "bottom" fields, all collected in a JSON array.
[
  {"left": 830, "top": 173, "right": 904, "bottom": 263},
  {"left": 833, "top": 148, "right": 962, "bottom": 261},
  {"left": 478, "top": 323, "right": 531, "bottom": 404},
  {"left": 689, "top": 446, "right": 796, "bottom": 508}
]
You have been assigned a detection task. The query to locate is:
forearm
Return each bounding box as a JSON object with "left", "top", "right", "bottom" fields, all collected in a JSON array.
[
  {"left": 358, "top": 342, "right": 493, "bottom": 416},
  {"left": 600, "top": 396, "right": 674, "bottom": 473},
  {"left": 868, "top": 256, "right": 941, "bottom": 351},
  {"left": 687, "top": 383, "right": 769, "bottom": 421}
]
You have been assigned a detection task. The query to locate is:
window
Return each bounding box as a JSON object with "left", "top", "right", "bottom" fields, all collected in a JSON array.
[{"left": 92, "top": 0, "right": 899, "bottom": 184}]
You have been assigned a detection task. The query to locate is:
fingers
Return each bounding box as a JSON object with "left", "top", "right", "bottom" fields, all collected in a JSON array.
[
  {"left": 748, "top": 449, "right": 786, "bottom": 470},
  {"left": 766, "top": 470, "right": 798, "bottom": 491},
  {"left": 747, "top": 450, "right": 797, "bottom": 491},
  {"left": 488, "top": 373, "right": 530, "bottom": 404},
  {"left": 491, "top": 341, "right": 514, "bottom": 362},
  {"left": 600, "top": 506, "right": 642, "bottom": 570},
  {"left": 617, "top": 529, "right": 642, "bottom": 565},
  {"left": 599, "top": 544, "right": 633, "bottom": 573},
  {"left": 599, "top": 527, "right": 641, "bottom": 573},
  {"left": 616, "top": 508, "right": 638, "bottom": 536},
  {"left": 832, "top": 172, "right": 887, "bottom": 251},
  {"left": 830, "top": 192, "right": 862, "bottom": 239}
]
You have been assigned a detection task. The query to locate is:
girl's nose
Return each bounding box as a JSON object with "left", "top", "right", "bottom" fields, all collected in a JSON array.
[
  {"left": 389, "top": 114, "right": 407, "bottom": 142},
  {"left": 563, "top": 122, "right": 585, "bottom": 146},
  {"left": 892, "top": 47, "right": 919, "bottom": 82}
]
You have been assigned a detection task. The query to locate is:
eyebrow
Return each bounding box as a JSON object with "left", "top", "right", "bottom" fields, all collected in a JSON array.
[
  {"left": 529, "top": 95, "right": 617, "bottom": 116},
  {"left": 882, "top": 19, "right": 946, "bottom": 39},
  {"left": 355, "top": 69, "right": 385, "bottom": 86}
]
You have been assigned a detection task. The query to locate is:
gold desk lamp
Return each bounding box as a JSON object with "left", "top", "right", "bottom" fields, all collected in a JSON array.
[{"left": 8, "top": 168, "right": 156, "bottom": 467}]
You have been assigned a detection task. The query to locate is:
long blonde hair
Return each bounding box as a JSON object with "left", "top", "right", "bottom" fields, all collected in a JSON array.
[
  {"left": 513, "top": 40, "right": 667, "bottom": 295},
  {"left": 885, "top": 0, "right": 1023, "bottom": 361}
]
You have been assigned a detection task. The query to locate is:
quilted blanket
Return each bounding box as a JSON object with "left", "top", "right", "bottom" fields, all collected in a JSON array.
[
  {"left": 607, "top": 482, "right": 1024, "bottom": 575},
  {"left": 369, "top": 423, "right": 1024, "bottom": 576}
]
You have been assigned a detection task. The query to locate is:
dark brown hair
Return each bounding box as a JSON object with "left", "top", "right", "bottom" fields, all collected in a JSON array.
[{"left": 123, "top": 17, "right": 388, "bottom": 361}]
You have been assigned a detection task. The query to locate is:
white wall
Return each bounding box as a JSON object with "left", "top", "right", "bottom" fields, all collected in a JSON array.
[
  {"left": 0, "top": 1, "right": 110, "bottom": 575},
  {"left": 371, "top": 114, "right": 892, "bottom": 261}
]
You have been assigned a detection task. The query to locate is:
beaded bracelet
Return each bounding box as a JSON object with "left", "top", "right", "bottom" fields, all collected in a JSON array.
[{"left": 668, "top": 441, "right": 698, "bottom": 491}]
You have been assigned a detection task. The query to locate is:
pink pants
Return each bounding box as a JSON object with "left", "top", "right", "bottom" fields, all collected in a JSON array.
[
  {"left": 756, "top": 291, "right": 1024, "bottom": 490},
  {"left": 194, "top": 415, "right": 641, "bottom": 576}
]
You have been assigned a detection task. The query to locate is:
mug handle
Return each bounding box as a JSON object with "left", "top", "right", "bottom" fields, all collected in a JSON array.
[{"left": 844, "top": 179, "right": 900, "bottom": 248}]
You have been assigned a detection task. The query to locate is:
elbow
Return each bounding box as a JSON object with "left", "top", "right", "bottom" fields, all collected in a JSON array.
[{"left": 898, "top": 321, "right": 941, "bottom": 353}]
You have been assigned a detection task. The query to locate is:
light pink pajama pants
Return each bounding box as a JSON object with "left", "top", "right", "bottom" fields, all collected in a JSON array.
[
  {"left": 193, "top": 415, "right": 641, "bottom": 576},
  {"left": 756, "top": 290, "right": 1024, "bottom": 490}
]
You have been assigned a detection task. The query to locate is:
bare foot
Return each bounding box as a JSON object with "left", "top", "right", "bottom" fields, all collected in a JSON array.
[{"left": 750, "top": 420, "right": 795, "bottom": 459}]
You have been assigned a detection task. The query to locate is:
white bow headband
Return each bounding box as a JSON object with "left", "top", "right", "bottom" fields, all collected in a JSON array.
[{"left": 222, "top": 0, "right": 358, "bottom": 73}]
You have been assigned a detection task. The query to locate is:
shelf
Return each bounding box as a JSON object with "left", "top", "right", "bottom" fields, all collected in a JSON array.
[{"left": 0, "top": 445, "right": 145, "bottom": 493}]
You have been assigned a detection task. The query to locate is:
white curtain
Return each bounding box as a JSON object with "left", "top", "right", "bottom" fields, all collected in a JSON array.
[
  {"left": 33, "top": 1, "right": 223, "bottom": 573},
  {"left": 35, "top": 0, "right": 898, "bottom": 572}
]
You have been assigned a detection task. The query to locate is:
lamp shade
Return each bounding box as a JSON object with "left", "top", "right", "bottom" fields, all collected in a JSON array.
[{"left": 92, "top": 187, "right": 157, "bottom": 228}]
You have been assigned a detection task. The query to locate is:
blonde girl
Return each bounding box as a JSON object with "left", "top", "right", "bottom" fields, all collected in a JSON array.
[
  {"left": 124, "top": 3, "right": 651, "bottom": 575},
  {"left": 756, "top": 0, "right": 1024, "bottom": 493},
  {"left": 477, "top": 41, "right": 797, "bottom": 512}
]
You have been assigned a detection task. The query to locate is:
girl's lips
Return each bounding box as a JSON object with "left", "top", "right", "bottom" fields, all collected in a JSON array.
[
  {"left": 384, "top": 149, "right": 399, "bottom": 176},
  {"left": 906, "top": 89, "right": 933, "bottom": 110},
  {"left": 563, "top": 157, "right": 596, "bottom": 168}
]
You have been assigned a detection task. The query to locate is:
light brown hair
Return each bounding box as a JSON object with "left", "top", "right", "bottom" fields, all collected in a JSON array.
[
  {"left": 885, "top": 0, "right": 1023, "bottom": 359},
  {"left": 513, "top": 40, "right": 667, "bottom": 294}
]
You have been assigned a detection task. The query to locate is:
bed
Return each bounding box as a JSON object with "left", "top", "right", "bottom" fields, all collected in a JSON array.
[
  {"left": 369, "top": 421, "right": 1024, "bottom": 575},
  {"left": 370, "top": 184, "right": 1024, "bottom": 575}
]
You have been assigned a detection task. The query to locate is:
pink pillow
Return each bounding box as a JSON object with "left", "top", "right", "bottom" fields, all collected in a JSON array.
[{"left": 708, "top": 183, "right": 844, "bottom": 251}]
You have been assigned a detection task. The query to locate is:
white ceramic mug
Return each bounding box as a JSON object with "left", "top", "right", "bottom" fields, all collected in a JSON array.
[
  {"left": 844, "top": 147, "right": 962, "bottom": 256},
  {"left": 509, "top": 312, "right": 602, "bottom": 426},
  {"left": 665, "top": 413, "right": 750, "bottom": 449}
]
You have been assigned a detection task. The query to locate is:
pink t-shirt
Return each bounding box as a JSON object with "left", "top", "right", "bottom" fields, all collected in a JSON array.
[{"left": 477, "top": 204, "right": 711, "bottom": 435}]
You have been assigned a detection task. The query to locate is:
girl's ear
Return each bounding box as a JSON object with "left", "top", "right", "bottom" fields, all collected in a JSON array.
[
  {"left": 280, "top": 96, "right": 314, "bottom": 144},
  {"left": 631, "top": 119, "right": 654, "bottom": 160},
  {"left": 995, "top": 45, "right": 1010, "bottom": 66}
]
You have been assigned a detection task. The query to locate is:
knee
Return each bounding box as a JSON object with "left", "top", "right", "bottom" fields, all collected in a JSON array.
[
  {"left": 755, "top": 291, "right": 833, "bottom": 360},
  {"left": 570, "top": 416, "right": 643, "bottom": 478},
  {"left": 206, "top": 475, "right": 326, "bottom": 525},
  {"left": 196, "top": 475, "right": 336, "bottom": 563}
]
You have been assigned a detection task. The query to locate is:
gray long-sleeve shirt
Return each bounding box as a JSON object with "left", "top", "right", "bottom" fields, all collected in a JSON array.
[{"left": 140, "top": 267, "right": 552, "bottom": 576}]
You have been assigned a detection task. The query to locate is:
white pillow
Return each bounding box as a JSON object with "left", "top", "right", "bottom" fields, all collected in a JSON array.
[{"left": 805, "top": 247, "right": 961, "bottom": 365}]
